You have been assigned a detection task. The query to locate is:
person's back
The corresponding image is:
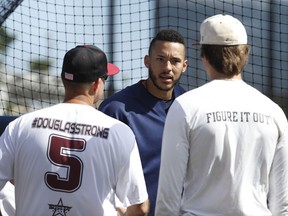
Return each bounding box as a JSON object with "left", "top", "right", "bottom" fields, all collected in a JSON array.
[
  {"left": 156, "top": 14, "right": 288, "bottom": 215},
  {"left": 0, "top": 45, "right": 149, "bottom": 216},
  {"left": 2, "top": 104, "right": 146, "bottom": 215},
  {"left": 163, "top": 79, "right": 287, "bottom": 215}
]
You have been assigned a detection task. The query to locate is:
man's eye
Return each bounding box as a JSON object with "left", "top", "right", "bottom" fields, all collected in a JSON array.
[{"left": 171, "top": 59, "right": 181, "bottom": 64}]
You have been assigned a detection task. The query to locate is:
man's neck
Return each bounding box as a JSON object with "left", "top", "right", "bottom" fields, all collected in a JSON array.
[
  {"left": 142, "top": 80, "right": 173, "bottom": 101},
  {"left": 64, "top": 96, "right": 93, "bottom": 106}
]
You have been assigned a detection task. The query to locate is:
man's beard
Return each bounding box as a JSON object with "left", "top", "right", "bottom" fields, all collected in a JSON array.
[{"left": 148, "top": 68, "right": 181, "bottom": 92}]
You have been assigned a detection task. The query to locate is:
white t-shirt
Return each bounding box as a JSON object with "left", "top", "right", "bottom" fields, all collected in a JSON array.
[
  {"left": 0, "top": 103, "right": 148, "bottom": 216},
  {"left": 0, "top": 182, "right": 15, "bottom": 216},
  {"left": 156, "top": 79, "right": 288, "bottom": 215}
]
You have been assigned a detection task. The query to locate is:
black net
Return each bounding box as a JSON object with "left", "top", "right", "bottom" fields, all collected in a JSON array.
[
  {"left": 0, "top": 0, "right": 287, "bottom": 116},
  {"left": 0, "top": 0, "right": 24, "bottom": 25}
]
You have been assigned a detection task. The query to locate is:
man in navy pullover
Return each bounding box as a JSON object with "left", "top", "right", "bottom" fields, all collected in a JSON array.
[{"left": 99, "top": 29, "right": 188, "bottom": 216}]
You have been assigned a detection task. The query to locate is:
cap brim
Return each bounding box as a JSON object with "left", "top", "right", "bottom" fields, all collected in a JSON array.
[{"left": 107, "top": 63, "right": 120, "bottom": 76}]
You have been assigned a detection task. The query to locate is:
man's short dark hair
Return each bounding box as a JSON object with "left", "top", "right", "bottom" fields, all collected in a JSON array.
[{"left": 148, "top": 29, "right": 185, "bottom": 55}]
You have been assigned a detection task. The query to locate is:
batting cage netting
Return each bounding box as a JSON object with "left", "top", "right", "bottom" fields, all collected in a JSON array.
[{"left": 0, "top": 0, "right": 287, "bottom": 116}]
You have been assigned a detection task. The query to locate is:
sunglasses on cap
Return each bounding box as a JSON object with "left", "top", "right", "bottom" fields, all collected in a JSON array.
[{"left": 100, "top": 75, "right": 108, "bottom": 81}]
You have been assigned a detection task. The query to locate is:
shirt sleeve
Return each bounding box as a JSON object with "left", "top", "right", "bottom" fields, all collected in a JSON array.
[
  {"left": 116, "top": 137, "right": 148, "bottom": 207},
  {"left": 0, "top": 124, "right": 16, "bottom": 191},
  {"left": 155, "top": 100, "right": 189, "bottom": 215},
  {"left": 268, "top": 117, "right": 288, "bottom": 215},
  {"left": 0, "top": 181, "right": 15, "bottom": 216}
]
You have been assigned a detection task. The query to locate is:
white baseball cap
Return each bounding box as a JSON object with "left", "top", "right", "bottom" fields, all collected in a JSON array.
[{"left": 200, "top": 14, "right": 247, "bottom": 45}]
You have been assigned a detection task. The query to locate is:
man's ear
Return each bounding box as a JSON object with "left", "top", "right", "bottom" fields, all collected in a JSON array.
[
  {"left": 182, "top": 59, "right": 189, "bottom": 73},
  {"left": 144, "top": 55, "right": 150, "bottom": 68},
  {"left": 91, "top": 79, "right": 100, "bottom": 93}
]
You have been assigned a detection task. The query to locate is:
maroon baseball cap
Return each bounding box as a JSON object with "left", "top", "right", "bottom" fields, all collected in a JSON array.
[{"left": 61, "top": 45, "right": 120, "bottom": 83}]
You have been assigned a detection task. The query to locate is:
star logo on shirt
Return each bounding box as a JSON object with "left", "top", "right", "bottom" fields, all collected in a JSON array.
[{"left": 48, "top": 198, "right": 72, "bottom": 216}]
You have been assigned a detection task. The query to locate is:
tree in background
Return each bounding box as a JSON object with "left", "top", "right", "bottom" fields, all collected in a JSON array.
[{"left": 0, "top": 27, "right": 15, "bottom": 65}]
